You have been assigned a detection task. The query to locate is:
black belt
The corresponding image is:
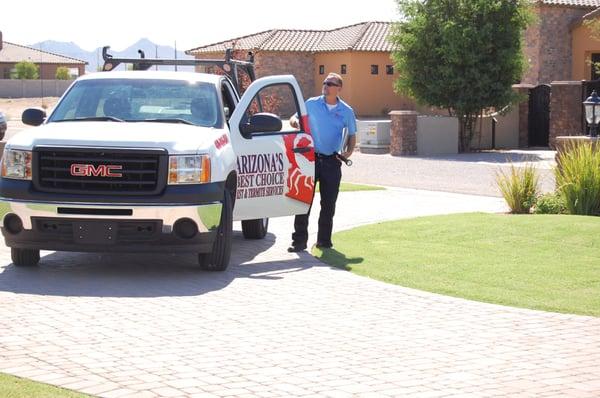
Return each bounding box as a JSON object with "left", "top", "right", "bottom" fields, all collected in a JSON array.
[{"left": 315, "top": 153, "right": 337, "bottom": 159}]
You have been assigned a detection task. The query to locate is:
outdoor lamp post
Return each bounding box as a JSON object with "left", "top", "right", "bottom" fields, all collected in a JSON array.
[{"left": 584, "top": 90, "right": 600, "bottom": 137}]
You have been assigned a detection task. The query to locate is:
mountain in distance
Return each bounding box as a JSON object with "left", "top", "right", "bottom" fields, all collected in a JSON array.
[{"left": 29, "top": 38, "right": 195, "bottom": 72}]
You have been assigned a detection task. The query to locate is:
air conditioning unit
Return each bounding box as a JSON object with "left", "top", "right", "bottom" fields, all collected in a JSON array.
[{"left": 357, "top": 120, "right": 390, "bottom": 154}]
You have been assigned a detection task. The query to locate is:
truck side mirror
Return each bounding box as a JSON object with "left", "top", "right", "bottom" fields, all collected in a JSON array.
[
  {"left": 240, "top": 112, "right": 282, "bottom": 136},
  {"left": 22, "top": 108, "right": 47, "bottom": 126}
]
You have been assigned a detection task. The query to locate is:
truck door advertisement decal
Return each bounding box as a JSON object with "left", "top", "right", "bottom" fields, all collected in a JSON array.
[
  {"left": 235, "top": 134, "right": 315, "bottom": 204},
  {"left": 236, "top": 153, "right": 286, "bottom": 199},
  {"left": 283, "top": 134, "right": 315, "bottom": 205}
]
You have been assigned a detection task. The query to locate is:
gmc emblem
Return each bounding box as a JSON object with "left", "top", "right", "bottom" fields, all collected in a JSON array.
[{"left": 70, "top": 164, "right": 123, "bottom": 178}]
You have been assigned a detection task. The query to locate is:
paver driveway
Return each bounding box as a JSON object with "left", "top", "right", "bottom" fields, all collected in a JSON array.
[{"left": 1, "top": 188, "right": 599, "bottom": 398}]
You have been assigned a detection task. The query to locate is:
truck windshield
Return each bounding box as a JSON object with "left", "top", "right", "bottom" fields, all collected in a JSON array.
[{"left": 49, "top": 78, "right": 222, "bottom": 128}]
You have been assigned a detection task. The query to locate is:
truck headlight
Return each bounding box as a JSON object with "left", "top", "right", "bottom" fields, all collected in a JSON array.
[
  {"left": 168, "top": 155, "right": 211, "bottom": 184},
  {"left": 1, "top": 149, "right": 32, "bottom": 180}
]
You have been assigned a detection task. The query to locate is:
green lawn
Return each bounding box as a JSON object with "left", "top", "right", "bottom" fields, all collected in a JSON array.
[
  {"left": 317, "top": 182, "right": 385, "bottom": 193},
  {"left": 0, "top": 373, "right": 91, "bottom": 398},
  {"left": 313, "top": 213, "right": 600, "bottom": 316}
]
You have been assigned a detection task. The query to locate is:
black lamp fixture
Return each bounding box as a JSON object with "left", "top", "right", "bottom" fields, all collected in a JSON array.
[{"left": 583, "top": 90, "right": 600, "bottom": 137}]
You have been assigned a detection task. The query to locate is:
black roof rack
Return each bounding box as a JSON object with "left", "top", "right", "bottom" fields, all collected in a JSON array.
[{"left": 101, "top": 46, "right": 255, "bottom": 93}]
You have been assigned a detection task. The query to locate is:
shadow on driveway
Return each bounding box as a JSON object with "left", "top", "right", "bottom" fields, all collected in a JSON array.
[
  {"left": 0, "top": 230, "right": 318, "bottom": 298},
  {"left": 416, "top": 151, "right": 550, "bottom": 164}
]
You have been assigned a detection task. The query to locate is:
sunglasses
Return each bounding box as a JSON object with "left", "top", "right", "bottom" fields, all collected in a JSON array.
[{"left": 323, "top": 81, "right": 340, "bottom": 87}]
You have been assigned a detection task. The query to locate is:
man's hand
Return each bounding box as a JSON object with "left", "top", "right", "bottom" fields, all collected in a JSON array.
[{"left": 289, "top": 115, "right": 299, "bottom": 129}]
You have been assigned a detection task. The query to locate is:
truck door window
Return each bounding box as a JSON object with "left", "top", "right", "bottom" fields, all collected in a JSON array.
[{"left": 240, "top": 83, "right": 301, "bottom": 139}]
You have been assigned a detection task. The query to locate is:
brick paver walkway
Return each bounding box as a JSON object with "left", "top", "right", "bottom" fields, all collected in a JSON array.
[{"left": 1, "top": 189, "right": 599, "bottom": 398}]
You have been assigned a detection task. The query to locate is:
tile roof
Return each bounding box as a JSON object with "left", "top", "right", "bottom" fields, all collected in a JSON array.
[
  {"left": 539, "top": 0, "right": 600, "bottom": 7},
  {"left": 0, "top": 41, "right": 87, "bottom": 65},
  {"left": 354, "top": 22, "right": 395, "bottom": 52},
  {"left": 569, "top": 5, "right": 600, "bottom": 29},
  {"left": 186, "top": 22, "right": 394, "bottom": 54}
]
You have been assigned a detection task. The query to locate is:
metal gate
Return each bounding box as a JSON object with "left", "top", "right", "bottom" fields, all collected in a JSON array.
[{"left": 528, "top": 84, "right": 551, "bottom": 147}]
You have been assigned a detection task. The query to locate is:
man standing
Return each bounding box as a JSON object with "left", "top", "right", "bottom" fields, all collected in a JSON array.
[{"left": 288, "top": 72, "right": 357, "bottom": 252}]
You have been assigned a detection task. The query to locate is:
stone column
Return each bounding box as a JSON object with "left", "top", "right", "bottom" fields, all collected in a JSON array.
[
  {"left": 549, "top": 81, "right": 583, "bottom": 149},
  {"left": 512, "top": 84, "right": 534, "bottom": 148},
  {"left": 389, "top": 111, "right": 417, "bottom": 156}
]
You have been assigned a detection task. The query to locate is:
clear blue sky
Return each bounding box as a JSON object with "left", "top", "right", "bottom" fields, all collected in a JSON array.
[{"left": 3, "top": 0, "right": 400, "bottom": 51}]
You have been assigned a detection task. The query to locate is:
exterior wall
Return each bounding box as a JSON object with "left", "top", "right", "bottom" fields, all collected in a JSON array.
[
  {"left": 253, "top": 51, "right": 315, "bottom": 103},
  {"left": 522, "top": 6, "right": 542, "bottom": 85},
  {"left": 513, "top": 84, "right": 534, "bottom": 148},
  {"left": 0, "top": 79, "right": 74, "bottom": 98},
  {"left": 312, "top": 52, "right": 352, "bottom": 99},
  {"left": 0, "top": 62, "right": 85, "bottom": 80},
  {"left": 572, "top": 23, "right": 600, "bottom": 81},
  {"left": 194, "top": 50, "right": 414, "bottom": 117},
  {"left": 522, "top": 5, "right": 589, "bottom": 84},
  {"left": 549, "top": 80, "right": 583, "bottom": 148},
  {"left": 315, "top": 51, "right": 414, "bottom": 117},
  {"left": 470, "top": 106, "right": 520, "bottom": 150},
  {"left": 192, "top": 51, "right": 314, "bottom": 104},
  {"left": 417, "top": 116, "right": 459, "bottom": 155}
]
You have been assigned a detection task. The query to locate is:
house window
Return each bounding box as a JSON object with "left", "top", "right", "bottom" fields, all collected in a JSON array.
[
  {"left": 341, "top": 64, "right": 347, "bottom": 74},
  {"left": 371, "top": 65, "right": 379, "bottom": 75},
  {"left": 386, "top": 65, "right": 394, "bottom": 75},
  {"left": 592, "top": 54, "right": 600, "bottom": 80},
  {"left": 319, "top": 65, "right": 325, "bottom": 75}
]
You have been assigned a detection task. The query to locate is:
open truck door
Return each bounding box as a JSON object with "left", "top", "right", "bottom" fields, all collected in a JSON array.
[{"left": 229, "top": 75, "right": 315, "bottom": 224}]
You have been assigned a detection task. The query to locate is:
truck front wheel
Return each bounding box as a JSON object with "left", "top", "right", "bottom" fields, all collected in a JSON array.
[
  {"left": 198, "top": 191, "right": 232, "bottom": 271},
  {"left": 241, "top": 218, "right": 269, "bottom": 239},
  {"left": 11, "top": 248, "right": 40, "bottom": 267}
]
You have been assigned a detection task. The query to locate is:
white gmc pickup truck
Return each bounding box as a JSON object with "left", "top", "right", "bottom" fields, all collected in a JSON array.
[{"left": 0, "top": 50, "right": 316, "bottom": 271}]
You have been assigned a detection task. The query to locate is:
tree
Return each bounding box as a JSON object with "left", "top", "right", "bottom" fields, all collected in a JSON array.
[
  {"left": 391, "top": 0, "right": 531, "bottom": 152},
  {"left": 14, "top": 61, "right": 39, "bottom": 80},
  {"left": 55, "top": 67, "right": 71, "bottom": 80}
]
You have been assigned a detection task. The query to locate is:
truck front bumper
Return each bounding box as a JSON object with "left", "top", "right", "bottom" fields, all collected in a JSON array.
[{"left": 0, "top": 199, "right": 222, "bottom": 253}]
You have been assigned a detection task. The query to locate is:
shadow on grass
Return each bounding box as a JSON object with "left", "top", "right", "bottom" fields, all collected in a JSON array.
[{"left": 313, "top": 248, "right": 364, "bottom": 270}]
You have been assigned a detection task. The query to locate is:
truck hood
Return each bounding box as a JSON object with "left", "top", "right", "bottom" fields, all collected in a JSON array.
[{"left": 6, "top": 121, "right": 221, "bottom": 154}]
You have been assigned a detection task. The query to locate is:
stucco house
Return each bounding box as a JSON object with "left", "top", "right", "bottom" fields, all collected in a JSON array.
[
  {"left": 524, "top": 0, "right": 600, "bottom": 84},
  {"left": 0, "top": 31, "right": 86, "bottom": 80},
  {"left": 186, "top": 22, "right": 414, "bottom": 117}
]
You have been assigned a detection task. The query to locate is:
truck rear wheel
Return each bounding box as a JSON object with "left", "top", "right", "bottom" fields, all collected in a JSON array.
[
  {"left": 11, "top": 248, "right": 40, "bottom": 267},
  {"left": 198, "top": 191, "right": 232, "bottom": 271},
  {"left": 241, "top": 218, "right": 269, "bottom": 239}
]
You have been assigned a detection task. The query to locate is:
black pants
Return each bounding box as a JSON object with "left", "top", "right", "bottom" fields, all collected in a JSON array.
[{"left": 292, "top": 156, "right": 342, "bottom": 246}]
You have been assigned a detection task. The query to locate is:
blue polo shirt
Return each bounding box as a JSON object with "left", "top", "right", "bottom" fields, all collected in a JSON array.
[{"left": 305, "top": 95, "right": 357, "bottom": 155}]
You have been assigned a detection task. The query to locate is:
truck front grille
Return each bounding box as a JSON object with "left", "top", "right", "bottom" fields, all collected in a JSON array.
[{"left": 34, "top": 147, "right": 167, "bottom": 195}]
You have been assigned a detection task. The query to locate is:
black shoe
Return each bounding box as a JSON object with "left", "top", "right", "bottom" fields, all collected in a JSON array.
[
  {"left": 287, "top": 243, "right": 307, "bottom": 253},
  {"left": 316, "top": 242, "right": 333, "bottom": 249}
]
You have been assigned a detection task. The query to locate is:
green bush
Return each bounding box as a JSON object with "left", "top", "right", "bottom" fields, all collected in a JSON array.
[
  {"left": 55, "top": 67, "right": 70, "bottom": 80},
  {"left": 555, "top": 143, "right": 600, "bottom": 216},
  {"left": 13, "top": 61, "right": 39, "bottom": 79},
  {"left": 533, "top": 192, "right": 566, "bottom": 214},
  {"left": 496, "top": 163, "right": 539, "bottom": 214}
]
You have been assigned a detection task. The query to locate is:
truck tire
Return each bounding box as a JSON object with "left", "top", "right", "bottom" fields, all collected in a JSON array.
[
  {"left": 241, "top": 218, "right": 269, "bottom": 239},
  {"left": 11, "top": 248, "right": 40, "bottom": 267},
  {"left": 198, "top": 191, "right": 232, "bottom": 271}
]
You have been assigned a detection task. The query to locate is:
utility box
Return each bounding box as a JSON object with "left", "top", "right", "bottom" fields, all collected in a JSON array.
[{"left": 357, "top": 119, "right": 391, "bottom": 154}]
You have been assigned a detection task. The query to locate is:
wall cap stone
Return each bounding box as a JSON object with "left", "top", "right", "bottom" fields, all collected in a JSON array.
[
  {"left": 512, "top": 84, "right": 535, "bottom": 89},
  {"left": 556, "top": 135, "right": 598, "bottom": 142},
  {"left": 550, "top": 81, "right": 582, "bottom": 86},
  {"left": 389, "top": 110, "right": 418, "bottom": 116}
]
